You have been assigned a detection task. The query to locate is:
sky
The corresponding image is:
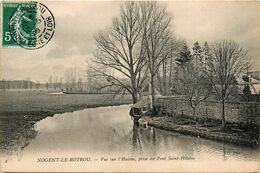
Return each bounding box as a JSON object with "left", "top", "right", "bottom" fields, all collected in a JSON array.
[{"left": 1, "top": 1, "right": 259, "bottom": 82}]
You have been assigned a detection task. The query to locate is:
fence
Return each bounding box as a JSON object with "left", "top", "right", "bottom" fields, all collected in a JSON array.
[{"left": 154, "top": 97, "right": 260, "bottom": 125}]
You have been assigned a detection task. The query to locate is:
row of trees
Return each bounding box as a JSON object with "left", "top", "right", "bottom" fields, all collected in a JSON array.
[
  {"left": 0, "top": 79, "right": 41, "bottom": 90},
  {"left": 46, "top": 68, "right": 84, "bottom": 90},
  {"left": 1, "top": 68, "right": 90, "bottom": 91},
  {"left": 91, "top": 2, "right": 250, "bottom": 127},
  {"left": 174, "top": 41, "right": 249, "bottom": 127}
]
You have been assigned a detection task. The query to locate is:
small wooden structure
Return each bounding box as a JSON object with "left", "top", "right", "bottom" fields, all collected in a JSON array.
[{"left": 129, "top": 100, "right": 149, "bottom": 123}]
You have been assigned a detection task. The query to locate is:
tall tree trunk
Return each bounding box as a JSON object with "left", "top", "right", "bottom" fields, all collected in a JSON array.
[
  {"left": 221, "top": 99, "right": 226, "bottom": 128},
  {"left": 132, "top": 89, "right": 139, "bottom": 124},
  {"left": 192, "top": 107, "right": 196, "bottom": 121},
  {"left": 168, "top": 54, "right": 173, "bottom": 93},
  {"left": 168, "top": 45, "right": 173, "bottom": 91},
  {"left": 156, "top": 70, "right": 163, "bottom": 94},
  {"left": 131, "top": 74, "right": 138, "bottom": 104},
  {"left": 162, "top": 61, "right": 167, "bottom": 95},
  {"left": 151, "top": 75, "right": 155, "bottom": 110},
  {"left": 132, "top": 92, "right": 138, "bottom": 104}
]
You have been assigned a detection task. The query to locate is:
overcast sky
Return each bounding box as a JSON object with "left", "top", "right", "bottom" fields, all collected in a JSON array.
[{"left": 1, "top": 1, "right": 259, "bottom": 82}]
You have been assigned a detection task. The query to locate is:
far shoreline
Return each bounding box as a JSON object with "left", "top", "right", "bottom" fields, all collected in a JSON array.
[{"left": 0, "top": 102, "right": 133, "bottom": 126}]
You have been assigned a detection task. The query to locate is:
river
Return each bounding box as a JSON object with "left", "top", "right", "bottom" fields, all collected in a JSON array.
[
  {"left": 1, "top": 104, "right": 259, "bottom": 172},
  {"left": 3, "top": 105, "right": 255, "bottom": 161}
]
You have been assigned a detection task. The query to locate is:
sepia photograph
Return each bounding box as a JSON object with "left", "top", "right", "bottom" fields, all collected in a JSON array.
[{"left": 0, "top": 0, "right": 259, "bottom": 172}]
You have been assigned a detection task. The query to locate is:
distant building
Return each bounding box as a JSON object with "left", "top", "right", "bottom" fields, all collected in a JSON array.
[
  {"left": 238, "top": 71, "right": 260, "bottom": 94},
  {"left": 248, "top": 71, "right": 260, "bottom": 81},
  {"left": 238, "top": 71, "right": 260, "bottom": 102},
  {"left": 247, "top": 71, "right": 260, "bottom": 94}
]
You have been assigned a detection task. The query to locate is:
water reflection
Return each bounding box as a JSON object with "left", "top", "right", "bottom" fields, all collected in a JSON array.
[
  {"left": 1, "top": 105, "right": 259, "bottom": 162},
  {"left": 132, "top": 123, "right": 141, "bottom": 151},
  {"left": 131, "top": 121, "right": 259, "bottom": 161}
]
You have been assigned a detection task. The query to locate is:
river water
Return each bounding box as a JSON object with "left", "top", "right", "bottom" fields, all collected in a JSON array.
[{"left": 4, "top": 104, "right": 254, "bottom": 163}]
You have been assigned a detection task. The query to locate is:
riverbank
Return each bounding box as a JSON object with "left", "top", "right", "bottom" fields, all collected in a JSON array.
[{"left": 142, "top": 116, "right": 259, "bottom": 147}]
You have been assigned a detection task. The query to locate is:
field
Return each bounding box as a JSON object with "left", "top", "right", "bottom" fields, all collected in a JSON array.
[{"left": 0, "top": 90, "right": 132, "bottom": 116}]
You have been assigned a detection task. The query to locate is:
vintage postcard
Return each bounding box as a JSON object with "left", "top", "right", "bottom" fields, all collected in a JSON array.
[{"left": 0, "top": 0, "right": 259, "bottom": 172}]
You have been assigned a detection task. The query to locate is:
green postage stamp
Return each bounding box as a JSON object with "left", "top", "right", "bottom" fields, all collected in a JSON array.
[{"left": 1, "top": 1, "right": 55, "bottom": 49}]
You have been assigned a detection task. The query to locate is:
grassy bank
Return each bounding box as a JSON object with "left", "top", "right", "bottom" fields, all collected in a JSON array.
[{"left": 143, "top": 116, "right": 259, "bottom": 148}]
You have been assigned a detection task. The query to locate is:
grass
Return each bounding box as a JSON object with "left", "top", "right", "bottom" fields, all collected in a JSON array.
[{"left": 0, "top": 90, "right": 132, "bottom": 116}]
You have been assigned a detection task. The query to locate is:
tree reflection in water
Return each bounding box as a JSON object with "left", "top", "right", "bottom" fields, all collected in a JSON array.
[
  {"left": 132, "top": 123, "right": 142, "bottom": 152},
  {"left": 129, "top": 122, "right": 249, "bottom": 161},
  {"left": 131, "top": 123, "right": 159, "bottom": 155}
]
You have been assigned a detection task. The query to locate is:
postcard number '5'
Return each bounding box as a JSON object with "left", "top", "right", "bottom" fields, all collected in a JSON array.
[{"left": 4, "top": 32, "right": 11, "bottom": 42}]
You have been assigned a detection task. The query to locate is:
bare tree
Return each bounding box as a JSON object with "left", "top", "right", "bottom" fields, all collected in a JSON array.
[
  {"left": 23, "top": 80, "right": 29, "bottom": 89},
  {"left": 64, "top": 67, "right": 80, "bottom": 89},
  {"left": 59, "top": 77, "right": 63, "bottom": 89},
  {"left": 36, "top": 81, "right": 40, "bottom": 89},
  {"left": 45, "top": 82, "right": 49, "bottom": 90},
  {"left": 92, "top": 2, "right": 147, "bottom": 103},
  {"left": 53, "top": 76, "right": 58, "bottom": 90},
  {"left": 175, "top": 60, "right": 211, "bottom": 121},
  {"left": 77, "top": 76, "right": 82, "bottom": 91},
  {"left": 29, "top": 81, "right": 33, "bottom": 89},
  {"left": 156, "top": 38, "right": 182, "bottom": 95},
  {"left": 48, "top": 75, "right": 53, "bottom": 88},
  {"left": 206, "top": 40, "right": 250, "bottom": 128},
  {"left": 139, "top": 2, "right": 172, "bottom": 109},
  {"left": 2, "top": 79, "right": 6, "bottom": 92},
  {"left": 86, "top": 68, "right": 94, "bottom": 91}
]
